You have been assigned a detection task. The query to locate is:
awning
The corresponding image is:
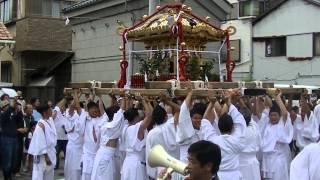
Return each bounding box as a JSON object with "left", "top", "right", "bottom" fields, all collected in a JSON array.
[
  {"left": 44, "top": 51, "right": 73, "bottom": 76},
  {"left": 28, "top": 76, "right": 55, "bottom": 87}
]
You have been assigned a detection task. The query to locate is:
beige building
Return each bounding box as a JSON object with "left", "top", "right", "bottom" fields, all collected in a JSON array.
[{"left": 0, "top": 0, "right": 78, "bottom": 102}]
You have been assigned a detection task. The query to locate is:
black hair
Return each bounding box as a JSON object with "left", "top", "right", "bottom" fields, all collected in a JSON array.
[
  {"left": 218, "top": 113, "right": 234, "bottom": 134},
  {"left": 238, "top": 107, "right": 251, "bottom": 126},
  {"left": 87, "top": 101, "right": 99, "bottom": 110},
  {"left": 0, "top": 94, "right": 9, "bottom": 101},
  {"left": 106, "top": 105, "right": 120, "bottom": 121},
  {"left": 269, "top": 101, "right": 281, "bottom": 115},
  {"left": 124, "top": 108, "right": 139, "bottom": 123},
  {"left": 37, "top": 104, "right": 51, "bottom": 115},
  {"left": 188, "top": 140, "right": 221, "bottom": 175},
  {"left": 152, "top": 105, "right": 167, "bottom": 125},
  {"left": 80, "top": 101, "right": 85, "bottom": 109},
  {"left": 30, "top": 97, "right": 40, "bottom": 105},
  {"left": 190, "top": 103, "right": 207, "bottom": 117},
  {"left": 291, "top": 106, "right": 299, "bottom": 114}
]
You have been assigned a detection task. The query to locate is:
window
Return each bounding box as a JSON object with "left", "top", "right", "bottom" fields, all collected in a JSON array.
[
  {"left": 0, "top": 0, "right": 17, "bottom": 22},
  {"left": 314, "top": 33, "right": 320, "bottom": 56},
  {"left": 231, "top": 40, "right": 241, "bottom": 62},
  {"left": 265, "top": 37, "right": 286, "bottom": 57},
  {"left": 221, "top": 40, "right": 241, "bottom": 62},
  {"left": 1, "top": 63, "right": 11, "bottom": 82},
  {"left": 239, "top": 0, "right": 269, "bottom": 17}
]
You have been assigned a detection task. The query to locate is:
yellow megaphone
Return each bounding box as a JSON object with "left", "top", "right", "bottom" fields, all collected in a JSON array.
[{"left": 148, "top": 145, "right": 188, "bottom": 180}]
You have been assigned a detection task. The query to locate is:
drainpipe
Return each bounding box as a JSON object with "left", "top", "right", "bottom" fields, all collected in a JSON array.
[
  {"left": 249, "top": 21, "right": 254, "bottom": 80},
  {"left": 149, "top": 0, "right": 160, "bottom": 15}
]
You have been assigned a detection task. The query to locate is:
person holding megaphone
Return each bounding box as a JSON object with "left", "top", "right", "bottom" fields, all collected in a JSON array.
[{"left": 149, "top": 140, "right": 221, "bottom": 180}]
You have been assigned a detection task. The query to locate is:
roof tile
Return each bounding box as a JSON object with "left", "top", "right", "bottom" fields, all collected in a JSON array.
[{"left": 0, "top": 22, "right": 13, "bottom": 40}]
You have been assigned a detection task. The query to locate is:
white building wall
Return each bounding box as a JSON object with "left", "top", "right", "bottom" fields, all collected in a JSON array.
[
  {"left": 252, "top": 0, "right": 320, "bottom": 85},
  {"left": 221, "top": 18, "right": 253, "bottom": 81},
  {"left": 71, "top": 13, "right": 138, "bottom": 82},
  {"left": 254, "top": 0, "right": 320, "bottom": 37},
  {"left": 253, "top": 39, "right": 320, "bottom": 85}
]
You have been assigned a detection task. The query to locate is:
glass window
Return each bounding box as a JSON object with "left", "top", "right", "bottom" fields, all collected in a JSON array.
[
  {"left": 0, "top": 0, "right": 17, "bottom": 22},
  {"left": 1, "top": 63, "right": 12, "bottom": 82},
  {"left": 265, "top": 37, "right": 287, "bottom": 57},
  {"left": 239, "top": 0, "right": 269, "bottom": 17}
]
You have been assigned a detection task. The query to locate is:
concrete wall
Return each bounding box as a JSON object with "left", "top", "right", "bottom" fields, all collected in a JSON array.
[
  {"left": 254, "top": 0, "right": 320, "bottom": 37},
  {"left": 252, "top": 40, "right": 320, "bottom": 85},
  {"left": 252, "top": 0, "right": 320, "bottom": 85},
  {"left": 221, "top": 17, "right": 253, "bottom": 81},
  {"left": 71, "top": 5, "right": 148, "bottom": 82}
]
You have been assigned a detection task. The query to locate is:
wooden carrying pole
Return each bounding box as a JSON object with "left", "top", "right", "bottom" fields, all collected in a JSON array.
[
  {"left": 64, "top": 88, "right": 224, "bottom": 97},
  {"left": 64, "top": 87, "right": 306, "bottom": 98}
]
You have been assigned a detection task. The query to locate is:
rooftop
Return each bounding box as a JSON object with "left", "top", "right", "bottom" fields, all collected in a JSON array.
[{"left": 0, "top": 22, "right": 13, "bottom": 40}]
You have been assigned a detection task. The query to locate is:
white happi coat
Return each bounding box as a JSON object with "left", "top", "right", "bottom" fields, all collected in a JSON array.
[
  {"left": 79, "top": 112, "right": 108, "bottom": 180},
  {"left": 121, "top": 121, "right": 148, "bottom": 180},
  {"left": 290, "top": 142, "right": 320, "bottom": 180},
  {"left": 64, "top": 109, "right": 83, "bottom": 180},
  {"left": 28, "top": 118, "right": 57, "bottom": 180},
  {"left": 176, "top": 102, "right": 203, "bottom": 163},
  {"left": 53, "top": 106, "right": 68, "bottom": 141},
  {"left": 201, "top": 104, "right": 246, "bottom": 180},
  {"left": 91, "top": 109, "right": 126, "bottom": 180},
  {"left": 146, "top": 117, "right": 180, "bottom": 179},
  {"left": 259, "top": 110, "right": 293, "bottom": 180},
  {"left": 239, "top": 119, "right": 261, "bottom": 180},
  {"left": 295, "top": 112, "right": 319, "bottom": 149}
]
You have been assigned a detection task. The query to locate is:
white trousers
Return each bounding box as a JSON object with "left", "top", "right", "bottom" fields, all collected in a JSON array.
[
  {"left": 32, "top": 157, "right": 54, "bottom": 180},
  {"left": 91, "top": 146, "right": 116, "bottom": 180},
  {"left": 65, "top": 144, "right": 82, "bottom": 180}
]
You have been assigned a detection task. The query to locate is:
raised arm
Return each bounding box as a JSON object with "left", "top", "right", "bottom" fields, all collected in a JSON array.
[
  {"left": 275, "top": 90, "right": 288, "bottom": 121},
  {"left": 203, "top": 94, "right": 216, "bottom": 123},
  {"left": 160, "top": 93, "right": 180, "bottom": 127},
  {"left": 72, "top": 89, "right": 82, "bottom": 115},
  {"left": 98, "top": 95, "right": 106, "bottom": 115},
  {"left": 138, "top": 96, "right": 153, "bottom": 140},
  {"left": 300, "top": 92, "right": 311, "bottom": 119}
]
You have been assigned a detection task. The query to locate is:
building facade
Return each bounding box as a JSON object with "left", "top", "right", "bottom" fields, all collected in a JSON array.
[
  {"left": 222, "top": 0, "right": 320, "bottom": 86},
  {"left": 63, "top": 0, "right": 232, "bottom": 83},
  {"left": 0, "top": 0, "right": 78, "bottom": 102},
  {"left": 252, "top": 0, "right": 320, "bottom": 85}
]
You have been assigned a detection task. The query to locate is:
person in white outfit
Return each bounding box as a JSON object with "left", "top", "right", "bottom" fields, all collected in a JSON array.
[
  {"left": 91, "top": 95, "right": 126, "bottom": 180},
  {"left": 79, "top": 98, "right": 107, "bottom": 180},
  {"left": 290, "top": 142, "right": 320, "bottom": 180},
  {"left": 200, "top": 89, "right": 246, "bottom": 180},
  {"left": 146, "top": 95, "right": 180, "bottom": 180},
  {"left": 238, "top": 97, "right": 261, "bottom": 180},
  {"left": 295, "top": 95, "right": 319, "bottom": 150},
  {"left": 121, "top": 95, "right": 153, "bottom": 180},
  {"left": 28, "top": 104, "right": 57, "bottom": 180},
  {"left": 64, "top": 90, "right": 83, "bottom": 180},
  {"left": 257, "top": 91, "right": 293, "bottom": 180}
]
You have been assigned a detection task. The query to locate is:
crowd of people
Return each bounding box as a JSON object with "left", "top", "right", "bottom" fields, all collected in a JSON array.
[{"left": 0, "top": 86, "right": 319, "bottom": 180}]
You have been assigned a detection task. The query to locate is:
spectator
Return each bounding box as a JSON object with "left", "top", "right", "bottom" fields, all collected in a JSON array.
[
  {"left": 14, "top": 100, "right": 28, "bottom": 177},
  {"left": 16, "top": 91, "right": 26, "bottom": 114},
  {"left": 0, "top": 99, "right": 24, "bottom": 180},
  {"left": 44, "top": 100, "right": 54, "bottom": 109},
  {"left": 0, "top": 94, "right": 9, "bottom": 101},
  {"left": 21, "top": 104, "right": 35, "bottom": 173},
  {"left": 30, "top": 98, "right": 41, "bottom": 122}
]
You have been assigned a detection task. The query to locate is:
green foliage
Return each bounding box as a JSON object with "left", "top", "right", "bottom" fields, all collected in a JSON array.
[{"left": 187, "top": 56, "right": 201, "bottom": 80}]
